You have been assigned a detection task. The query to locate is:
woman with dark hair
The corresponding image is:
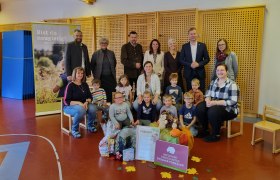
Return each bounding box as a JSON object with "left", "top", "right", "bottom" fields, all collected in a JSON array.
[
  {"left": 196, "top": 64, "right": 239, "bottom": 142},
  {"left": 211, "top": 38, "right": 238, "bottom": 81},
  {"left": 143, "top": 39, "right": 164, "bottom": 80},
  {"left": 91, "top": 37, "right": 117, "bottom": 103},
  {"left": 133, "top": 61, "right": 162, "bottom": 111},
  {"left": 63, "top": 67, "right": 97, "bottom": 138}
]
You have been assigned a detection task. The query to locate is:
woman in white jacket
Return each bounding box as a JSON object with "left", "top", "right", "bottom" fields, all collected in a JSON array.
[
  {"left": 133, "top": 61, "right": 162, "bottom": 111},
  {"left": 143, "top": 39, "right": 164, "bottom": 80}
]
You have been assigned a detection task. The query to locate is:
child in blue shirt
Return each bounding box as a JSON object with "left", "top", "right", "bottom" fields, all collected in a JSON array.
[
  {"left": 134, "top": 91, "right": 157, "bottom": 126},
  {"left": 165, "top": 73, "right": 182, "bottom": 110},
  {"left": 179, "top": 92, "right": 198, "bottom": 136}
]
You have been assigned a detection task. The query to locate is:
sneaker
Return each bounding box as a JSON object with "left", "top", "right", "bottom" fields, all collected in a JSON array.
[
  {"left": 87, "top": 126, "right": 97, "bottom": 133},
  {"left": 203, "top": 135, "right": 220, "bottom": 142},
  {"left": 72, "top": 131, "right": 81, "bottom": 138}
]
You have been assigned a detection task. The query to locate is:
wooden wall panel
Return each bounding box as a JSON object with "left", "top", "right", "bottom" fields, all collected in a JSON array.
[
  {"left": 43, "top": 18, "right": 69, "bottom": 24},
  {"left": 199, "top": 7, "right": 265, "bottom": 114},
  {"left": 158, "top": 9, "right": 197, "bottom": 52},
  {"left": 95, "top": 15, "right": 126, "bottom": 78},
  {"left": 0, "top": 23, "right": 31, "bottom": 32},
  {"left": 127, "top": 13, "right": 157, "bottom": 52},
  {"left": 70, "top": 17, "right": 95, "bottom": 56},
  {"left": 0, "top": 6, "right": 265, "bottom": 115}
]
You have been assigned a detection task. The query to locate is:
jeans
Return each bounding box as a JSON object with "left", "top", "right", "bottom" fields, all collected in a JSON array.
[{"left": 64, "top": 104, "right": 97, "bottom": 132}]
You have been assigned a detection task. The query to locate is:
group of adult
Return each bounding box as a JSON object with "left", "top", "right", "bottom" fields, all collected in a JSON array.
[{"left": 63, "top": 28, "right": 239, "bottom": 142}]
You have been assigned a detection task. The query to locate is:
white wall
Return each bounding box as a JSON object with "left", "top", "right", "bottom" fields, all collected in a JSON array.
[{"left": 0, "top": 0, "right": 278, "bottom": 114}]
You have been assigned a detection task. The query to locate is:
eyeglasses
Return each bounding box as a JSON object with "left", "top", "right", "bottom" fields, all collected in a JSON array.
[
  {"left": 218, "top": 44, "right": 226, "bottom": 46},
  {"left": 184, "top": 97, "right": 194, "bottom": 99},
  {"left": 114, "top": 96, "right": 123, "bottom": 99}
]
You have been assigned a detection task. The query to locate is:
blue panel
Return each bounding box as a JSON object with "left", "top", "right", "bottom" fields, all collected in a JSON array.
[
  {"left": 2, "top": 31, "right": 24, "bottom": 58},
  {"left": 1, "top": 30, "right": 34, "bottom": 99},
  {"left": 2, "top": 58, "right": 24, "bottom": 99}
]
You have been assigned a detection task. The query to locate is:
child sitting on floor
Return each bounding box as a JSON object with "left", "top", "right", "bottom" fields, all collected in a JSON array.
[
  {"left": 134, "top": 91, "right": 157, "bottom": 126},
  {"left": 179, "top": 92, "right": 198, "bottom": 136},
  {"left": 109, "top": 92, "right": 134, "bottom": 129}
]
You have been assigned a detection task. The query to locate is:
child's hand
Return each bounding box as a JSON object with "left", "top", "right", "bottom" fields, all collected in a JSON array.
[
  {"left": 115, "top": 123, "right": 121, "bottom": 129},
  {"left": 134, "top": 120, "right": 140, "bottom": 126}
]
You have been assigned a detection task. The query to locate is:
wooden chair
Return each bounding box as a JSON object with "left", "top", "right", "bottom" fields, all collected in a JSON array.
[
  {"left": 251, "top": 105, "right": 280, "bottom": 153},
  {"left": 60, "top": 99, "right": 87, "bottom": 135},
  {"left": 222, "top": 101, "right": 244, "bottom": 138}
]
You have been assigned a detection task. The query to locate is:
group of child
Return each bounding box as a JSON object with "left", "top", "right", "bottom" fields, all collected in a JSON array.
[{"left": 90, "top": 72, "right": 204, "bottom": 137}]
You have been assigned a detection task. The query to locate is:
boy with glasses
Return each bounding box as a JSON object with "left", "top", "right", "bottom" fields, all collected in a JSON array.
[
  {"left": 179, "top": 92, "right": 198, "bottom": 136},
  {"left": 109, "top": 92, "right": 134, "bottom": 129}
]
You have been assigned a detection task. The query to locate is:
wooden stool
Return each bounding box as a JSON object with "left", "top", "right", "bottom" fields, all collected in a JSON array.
[
  {"left": 60, "top": 99, "right": 87, "bottom": 135},
  {"left": 221, "top": 101, "right": 244, "bottom": 138}
]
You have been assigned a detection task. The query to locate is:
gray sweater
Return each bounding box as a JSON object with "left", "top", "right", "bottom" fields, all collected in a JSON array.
[
  {"left": 211, "top": 51, "right": 238, "bottom": 81},
  {"left": 109, "top": 102, "right": 133, "bottom": 126},
  {"left": 160, "top": 105, "right": 178, "bottom": 118}
]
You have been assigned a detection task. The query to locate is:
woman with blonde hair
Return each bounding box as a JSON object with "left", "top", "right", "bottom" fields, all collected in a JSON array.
[
  {"left": 91, "top": 37, "right": 117, "bottom": 102},
  {"left": 163, "top": 38, "right": 183, "bottom": 91}
]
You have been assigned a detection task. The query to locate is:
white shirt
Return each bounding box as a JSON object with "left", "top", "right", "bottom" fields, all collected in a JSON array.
[{"left": 190, "top": 41, "right": 197, "bottom": 62}]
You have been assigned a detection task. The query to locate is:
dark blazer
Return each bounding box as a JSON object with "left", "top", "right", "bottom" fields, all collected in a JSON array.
[
  {"left": 90, "top": 49, "right": 116, "bottom": 80},
  {"left": 179, "top": 42, "right": 210, "bottom": 79},
  {"left": 121, "top": 42, "right": 143, "bottom": 78},
  {"left": 65, "top": 41, "right": 91, "bottom": 77}
]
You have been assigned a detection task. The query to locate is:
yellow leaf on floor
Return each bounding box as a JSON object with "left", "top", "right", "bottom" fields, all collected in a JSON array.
[
  {"left": 191, "top": 156, "right": 202, "bottom": 162},
  {"left": 160, "top": 172, "right": 172, "bottom": 179},
  {"left": 125, "top": 166, "right": 136, "bottom": 172},
  {"left": 141, "top": 160, "right": 146, "bottom": 163},
  {"left": 187, "top": 168, "right": 198, "bottom": 175},
  {"left": 122, "top": 161, "right": 127, "bottom": 165}
]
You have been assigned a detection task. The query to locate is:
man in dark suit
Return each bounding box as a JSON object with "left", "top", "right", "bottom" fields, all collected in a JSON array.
[
  {"left": 65, "top": 29, "right": 91, "bottom": 81},
  {"left": 180, "top": 27, "right": 210, "bottom": 93},
  {"left": 121, "top": 31, "right": 143, "bottom": 87}
]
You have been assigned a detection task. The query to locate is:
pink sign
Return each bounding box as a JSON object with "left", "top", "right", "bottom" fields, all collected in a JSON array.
[{"left": 154, "top": 140, "right": 188, "bottom": 173}]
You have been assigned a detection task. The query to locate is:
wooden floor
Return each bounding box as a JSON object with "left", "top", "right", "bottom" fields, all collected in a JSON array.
[{"left": 0, "top": 98, "right": 280, "bottom": 180}]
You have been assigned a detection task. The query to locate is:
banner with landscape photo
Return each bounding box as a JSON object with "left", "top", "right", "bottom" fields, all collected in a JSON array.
[{"left": 32, "top": 23, "right": 80, "bottom": 116}]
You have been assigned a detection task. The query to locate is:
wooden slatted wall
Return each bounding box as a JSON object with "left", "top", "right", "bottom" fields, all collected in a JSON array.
[
  {"left": 198, "top": 6, "right": 265, "bottom": 114},
  {"left": 158, "top": 9, "right": 197, "bottom": 52},
  {"left": 0, "top": 6, "right": 265, "bottom": 115},
  {"left": 127, "top": 12, "right": 157, "bottom": 52},
  {"left": 95, "top": 15, "right": 126, "bottom": 78}
]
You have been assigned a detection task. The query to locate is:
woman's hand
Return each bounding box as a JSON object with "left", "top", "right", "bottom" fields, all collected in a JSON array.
[
  {"left": 82, "top": 101, "right": 88, "bottom": 110},
  {"left": 152, "top": 96, "right": 159, "bottom": 105},
  {"left": 138, "top": 95, "right": 143, "bottom": 104},
  {"left": 206, "top": 100, "right": 217, "bottom": 107}
]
